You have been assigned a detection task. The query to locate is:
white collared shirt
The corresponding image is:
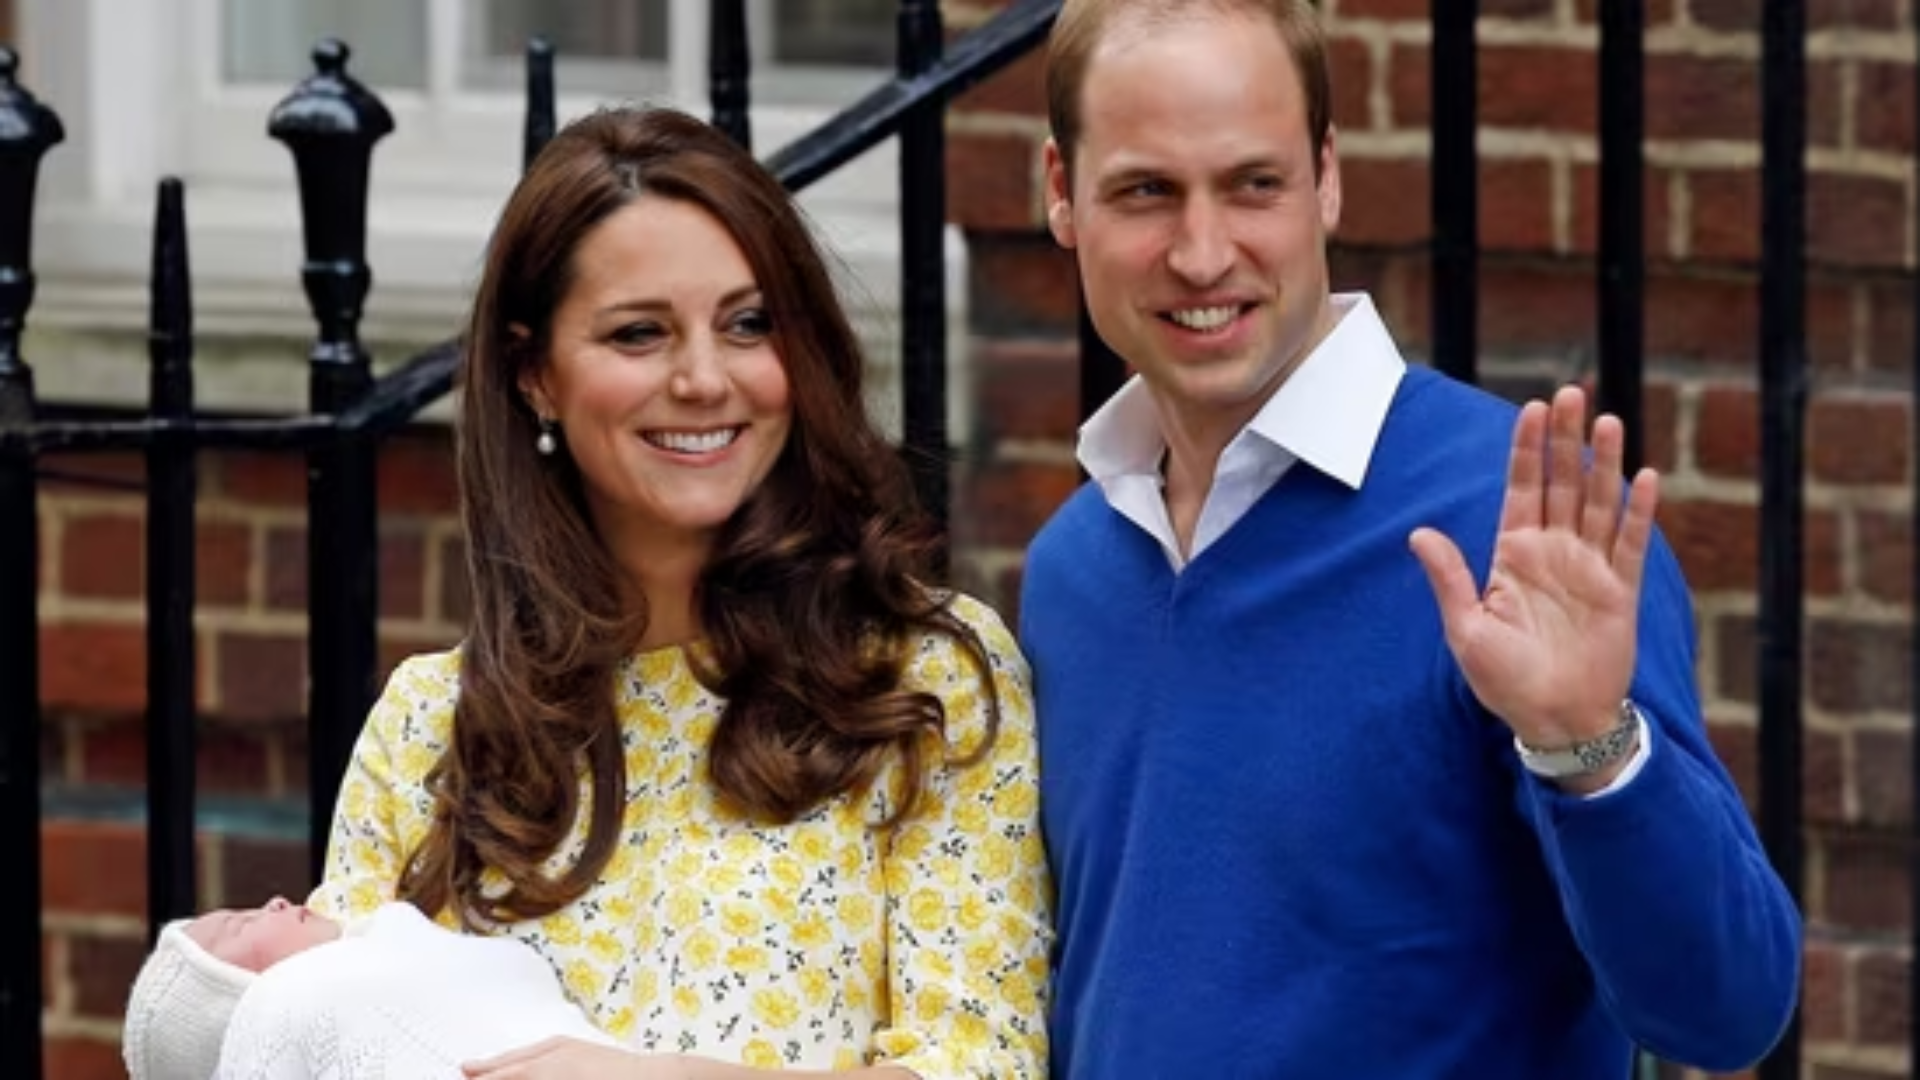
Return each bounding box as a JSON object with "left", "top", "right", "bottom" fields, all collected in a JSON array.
[{"left": 1073, "top": 291, "right": 1649, "bottom": 795}]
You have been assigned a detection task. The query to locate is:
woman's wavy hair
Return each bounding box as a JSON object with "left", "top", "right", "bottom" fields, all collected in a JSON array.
[{"left": 397, "top": 106, "right": 1002, "bottom": 928}]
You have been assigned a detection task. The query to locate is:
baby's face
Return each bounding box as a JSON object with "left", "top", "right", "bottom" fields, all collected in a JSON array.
[{"left": 186, "top": 897, "right": 341, "bottom": 972}]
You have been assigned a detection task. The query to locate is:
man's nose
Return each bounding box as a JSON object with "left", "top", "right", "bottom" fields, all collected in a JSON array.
[{"left": 1167, "top": 197, "right": 1234, "bottom": 286}]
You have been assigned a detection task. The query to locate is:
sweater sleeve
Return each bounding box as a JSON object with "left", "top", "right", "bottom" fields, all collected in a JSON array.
[
  {"left": 306, "top": 652, "right": 459, "bottom": 921},
  {"left": 870, "top": 595, "right": 1053, "bottom": 1080},
  {"left": 1515, "top": 534, "right": 1802, "bottom": 1072}
]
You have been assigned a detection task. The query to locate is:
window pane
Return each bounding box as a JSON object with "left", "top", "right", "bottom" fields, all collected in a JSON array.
[
  {"left": 773, "top": 0, "right": 894, "bottom": 68},
  {"left": 223, "top": 0, "right": 427, "bottom": 90},
  {"left": 463, "top": 0, "right": 669, "bottom": 94}
]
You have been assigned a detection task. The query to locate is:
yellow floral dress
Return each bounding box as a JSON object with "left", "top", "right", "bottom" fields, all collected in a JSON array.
[{"left": 307, "top": 593, "right": 1051, "bottom": 1080}]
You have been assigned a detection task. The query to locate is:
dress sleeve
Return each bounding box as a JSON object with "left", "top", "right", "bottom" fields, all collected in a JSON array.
[
  {"left": 305, "top": 652, "right": 459, "bottom": 921},
  {"left": 871, "top": 596, "right": 1053, "bottom": 1080}
]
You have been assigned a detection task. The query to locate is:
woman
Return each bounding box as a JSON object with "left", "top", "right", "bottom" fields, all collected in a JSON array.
[{"left": 308, "top": 106, "right": 1050, "bottom": 1080}]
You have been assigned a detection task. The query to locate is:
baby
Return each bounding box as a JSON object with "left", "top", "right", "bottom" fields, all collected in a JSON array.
[{"left": 123, "top": 897, "right": 613, "bottom": 1080}]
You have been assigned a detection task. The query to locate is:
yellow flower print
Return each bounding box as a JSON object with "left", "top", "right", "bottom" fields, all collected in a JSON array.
[
  {"left": 993, "top": 781, "right": 1038, "bottom": 820},
  {"left": 725, "top": 945, "right": 769, "bottom": 972},
  {"left": 562, "top": 959, "right": 597, "bottom": 1000},
  {"left": 837, "top": 840, "right": 867, "bottom": 878},
  {"left": 751, "top": 988, "right": 801, "bottom": 1029},
  {"left": 955, "top": 761, "right": 993, "bottom": 798},
  {"left": 953, "top": 1011, "right": 990, "bottom": 1049},
  {"left": 1010, "top": 871, "right": 1039, "bottom": 912},
  {"left": 833, "top": 1047, "right": 862, "bottom": 1070},
  {"left": 669, "top": 849, "right": 704, "bottom": 881},
  {"left": 892, "top": 826, "right": 932, "bottom": 861},
  {"left": 719, "top": 902, "right": 761, "bottom": 938},
  {"left": 963, "top": 937, "right": 999, "bottom": 973},
  {"left": 907, "top": 889, "right": 947, "bottom": 934},
  {"left": 760, "top": 885, "right": 798, "bottom": 922},
  {"left": 634, "top": 967, "right": 659, "bottom": 1007},
  {"left": 838, "top": 893, "right": 876, "bottom": 929},
  {"left": 955, "top": 893, "right": 990, "bottom": 933},
  {"left": 798, "top": 966, "right": 831, "bottom": 1007},
  {"left": 952, "top": 800, "right": 988, "bottom": 835},
  {"left": 794, "top": 830, "right": 832, "bottom": 862},
  {"left": 684, "top": 928, "right": 720, "bottom": 968},
  {"left": 706, "top": 860, "right": 746, "bottom": 893},
  {"left": 398, "top": 743, "right": 439, "bottom": 780},
  {"left": 663, "top": 785, "right": 695, "bottom": 817},
  {"left": 922, "top": 950, "right": 954, "bottom": 980},
  {"left": 685, "top": 712, "right": 715, "bottom": 746},
  {"left": 742, "top": 1039, "right": 782, "bottom": 1068},
  {"left": 665, "top": 889, "right": 704, "bottom": 930},
  {"left": 913, "top": 983, "right": 952, "bottom": 1024},
  {"left": 768, "top": 855, "right": 805, "bottom": 891},
  {"left": 722, "top": 832, "right": 763, "bottom": 863},
  {"left": 979, "top": 834, "right": 1017, "bottom": 880},
  {"left": 792, "top": 914, "right": 832, "bottom": 949},
  {"left": 547, "top": 919, "right": 584, "bottom": 947},
  {"left": 588, "top": 931, "right": 623, "bottom": 963},
  {"left": 1004, "top": 968, "right": 1040, "bottom": 1015},
  {"left": 673, "top": 985, "right": 702, "bottom": 1019}
]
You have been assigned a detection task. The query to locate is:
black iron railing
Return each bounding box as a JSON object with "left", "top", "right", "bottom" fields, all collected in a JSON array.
[{"left": 0, "top": 1, "right": 1873, "bottom": 1077}]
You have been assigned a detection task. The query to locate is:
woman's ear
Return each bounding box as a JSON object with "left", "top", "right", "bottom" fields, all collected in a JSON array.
[{"left": 507, "top": 323, "right": 550, "bottom": 417}]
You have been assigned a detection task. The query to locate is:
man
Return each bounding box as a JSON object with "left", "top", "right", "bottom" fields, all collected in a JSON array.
[{"left": 1019, "top": 1, "right": 1802, "bottom": 1076}]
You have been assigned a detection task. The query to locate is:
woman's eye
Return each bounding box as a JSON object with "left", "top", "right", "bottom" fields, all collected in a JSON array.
[
  {"left": 727, "top": 309, "right": 773, "bottom": 338},
  {"left": 610, "top": 323, "right": 664, "bottom": 347}
]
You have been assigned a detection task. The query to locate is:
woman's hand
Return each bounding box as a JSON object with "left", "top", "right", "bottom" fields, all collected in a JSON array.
[{"left": 462, "top": 1037, "right": 684, "bottom": 1079}]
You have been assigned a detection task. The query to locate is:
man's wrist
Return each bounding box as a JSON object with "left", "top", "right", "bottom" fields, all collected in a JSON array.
[{"left": 1514, "top": 700, "right": 1644, "bottom": 792}]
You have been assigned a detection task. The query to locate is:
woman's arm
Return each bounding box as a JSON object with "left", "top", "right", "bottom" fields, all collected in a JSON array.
[{"left": 306, "top": 651, "right": 460, "bottom": 919}]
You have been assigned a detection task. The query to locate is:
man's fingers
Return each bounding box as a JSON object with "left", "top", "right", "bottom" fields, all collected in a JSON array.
[
  {"left": 1611, "top": 467, "right": 1661, "bottom": 594},
  {"left": 1497, "top": 400, "right": 1550, "bottom": 535},
  {"left": 1581, "top": 413, "right": 1626, "bottom": 550},
  {"left": 1545, "top": 385, "right": 1587, "bottom": 531},
  {"left": 1410, "top": 527, "right": 1479, "bottom": 637}
]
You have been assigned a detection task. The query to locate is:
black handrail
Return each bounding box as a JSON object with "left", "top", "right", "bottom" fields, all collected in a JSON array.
[
  {"left": 1430, "top": 0, "right": 1478, "bottom": 383},
  {"left": 1596, "top": 0, "right": 1645, "bottom": 471}
]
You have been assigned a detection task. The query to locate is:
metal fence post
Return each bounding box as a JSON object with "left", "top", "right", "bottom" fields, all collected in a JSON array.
[
  {"left": 710, "top": 0, "right": 752, "bottom": 151},
  {"left": 897, "top": 0, "right": 950, "bottom": 543},
  {"left": 0, "top": 43, "right": 62, "bottom": 1080},
  {"left": 145, "top": 177, "right": 199, "bottom": 940},
  {"left": 267, "top": 40, "right": 394, "bottom": 882}
]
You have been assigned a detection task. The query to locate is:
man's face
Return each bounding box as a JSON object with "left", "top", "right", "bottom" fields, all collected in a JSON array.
[{"left": 1046, "top": 9, "right": 1342, "bottom": 451}]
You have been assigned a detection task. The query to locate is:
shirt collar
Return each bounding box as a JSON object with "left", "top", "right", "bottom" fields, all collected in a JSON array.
[{"left": 1076, "top": 292, "right": 1407, "bottom": 490}]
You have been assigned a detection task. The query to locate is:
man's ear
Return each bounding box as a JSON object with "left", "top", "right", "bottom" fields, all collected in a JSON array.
[
  {"left": 1043, "top": 138, "right": 1077, "bottom": 249},
  {"left": 1317, "top": 125, "right": 1343, "bottom": 235}
]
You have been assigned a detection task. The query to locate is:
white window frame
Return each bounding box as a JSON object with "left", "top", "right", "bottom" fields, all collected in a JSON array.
[{"left": 18, "top": 0, "right": 966, "bottom": 440}]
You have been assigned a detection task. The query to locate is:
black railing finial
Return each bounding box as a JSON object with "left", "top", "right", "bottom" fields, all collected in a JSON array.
[
  {"left": 268, "top": 38, "right": 395, "bottom": 366},
  {"left": 0, "top": 43, "right": 67, "bottom": 386},
  {"left": 524, "top": 36, "right": 556, "bottom": 173}
]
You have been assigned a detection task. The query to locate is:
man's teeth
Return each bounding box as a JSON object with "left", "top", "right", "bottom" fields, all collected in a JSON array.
[
  {"left": 1169, "top": 306, "right": 1238, "bottom": 331},
  {"left": 648, "top": 428, "right": 738, "bottom": 453}
]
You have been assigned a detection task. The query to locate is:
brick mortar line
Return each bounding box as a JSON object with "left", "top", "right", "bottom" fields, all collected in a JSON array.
[
  {"left": 1343, "top": 129, "right": 1915, "bottom": 178},
  {"left": 947, "top": 111, "right": 1049, "bottom": 139},
  {"left": 37, "top": 597, "right": 467, "bottom": 642},
  {"left": 42, "top": 1015, "right": 123, "bottom": 1041},
  {"left": 42, "top": 912, "right": 145, "bottom": 937},
  {"left": 1656, "top": 473, "right": 1914, "bottom": 513},
  {"left": 990, "top": 439, "right": 1080, "bottom": 465},
  {"left": 1335, "top": 18, "right": 1919, "bottom": 62}
]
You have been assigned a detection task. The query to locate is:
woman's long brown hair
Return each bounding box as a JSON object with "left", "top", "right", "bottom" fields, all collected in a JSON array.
[{"left": 398, "top": 107, "right": 1001, "bottom": 928}]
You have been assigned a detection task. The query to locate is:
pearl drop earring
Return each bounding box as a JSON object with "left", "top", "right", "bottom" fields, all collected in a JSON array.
[{"left": 536, "top": 418, "right": 558, "bottom": 456}]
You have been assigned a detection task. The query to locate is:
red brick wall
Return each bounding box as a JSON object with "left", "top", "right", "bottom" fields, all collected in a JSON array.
[
  {"left": 945, "top": 1, "right": 1915, "bottom": 1077},
  {"left": 36, "top": 431, "right": 469, "bottom": 1077}
]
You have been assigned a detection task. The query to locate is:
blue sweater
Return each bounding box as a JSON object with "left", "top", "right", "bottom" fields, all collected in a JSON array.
[{"left": 1022, "top": 367, "right": 1800, "bottom": 1079}]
